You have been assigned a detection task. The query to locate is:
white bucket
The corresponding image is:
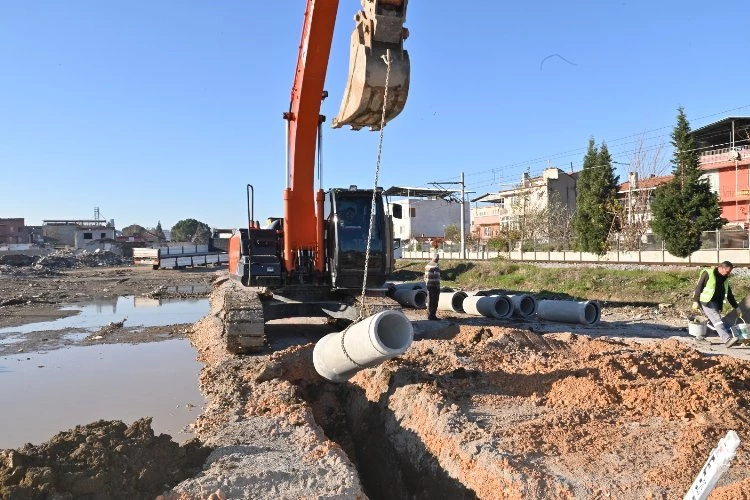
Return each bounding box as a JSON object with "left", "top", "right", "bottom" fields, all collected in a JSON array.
[
  {"left": 688, "top": 321, "right": 707, "bottom": 338},
  {"left": 730, "top": 323, "right": 748, "bottom": 340}
]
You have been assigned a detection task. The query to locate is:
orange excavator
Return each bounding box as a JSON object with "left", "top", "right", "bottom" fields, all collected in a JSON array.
[{"left": 224, "top": 0, "right": 411, "bottom": 353}]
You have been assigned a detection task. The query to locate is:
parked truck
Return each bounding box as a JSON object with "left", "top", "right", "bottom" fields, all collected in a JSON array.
[{"left": 133, "top": 244, "right": 229, "bottom": 270}]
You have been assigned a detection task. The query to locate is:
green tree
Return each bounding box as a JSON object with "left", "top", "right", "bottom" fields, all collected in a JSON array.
[
  {"left": 443, "top": 223, "right": 460, "bottom": 243},
  {"left": 152, "top": 221, "right": 166, "bottom": 242},
  {"left": 651, "top": 107, "right": 725, "bottom": 257},
  {"left": 121, "top": 224, "right": 148, "bottom": 238},
  {"left": 572, "top": 138, "right": 620, "bottom": 254},
  {"left": 171, "top": 219, "right": 211, "bottom": 243}
]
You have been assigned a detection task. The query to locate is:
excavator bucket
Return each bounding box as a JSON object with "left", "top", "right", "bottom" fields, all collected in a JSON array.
[{"left": 332, "top": 0, "right": 410, "bottom": 131}]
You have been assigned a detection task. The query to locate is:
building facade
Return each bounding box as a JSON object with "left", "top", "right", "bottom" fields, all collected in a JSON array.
[
  {"left": 693, "top": 117, "right": 750, "bottom": 227},
  {"left": 471, "top": 168, "right": 579, "bottom": 242},
  {"left": 0, "top": 218, "right": 25, "bottom": 244},
  {"left": 389, "top": 198, "right": 470, "bottom": 244},
  {"left": 43, "top": 220, "right": 116, "bottom": 249},
  {"left": 616, "top": 172, "right": 672, "bottom": 225}
]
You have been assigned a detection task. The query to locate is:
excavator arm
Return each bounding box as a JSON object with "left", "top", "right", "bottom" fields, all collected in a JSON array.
[{"left": 281, "top": 0, "right": 410, "bottom": 279}]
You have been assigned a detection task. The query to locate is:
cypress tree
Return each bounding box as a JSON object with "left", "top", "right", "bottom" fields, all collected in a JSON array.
[
  {"left": 573, "top": 138, "right": 620, "bottom": 254},
  {"left": 651, "top": 107, "right": 725, "bottom": 257}
]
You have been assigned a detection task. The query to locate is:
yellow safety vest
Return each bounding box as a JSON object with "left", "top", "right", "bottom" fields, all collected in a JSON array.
[{"left": 699, "top": 267, "right": 729, "bottom": 305}]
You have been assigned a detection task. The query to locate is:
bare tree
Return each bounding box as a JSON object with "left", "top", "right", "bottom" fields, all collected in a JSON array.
[{"left": 610, "top": 136, "right": 668, "bottom": 251}]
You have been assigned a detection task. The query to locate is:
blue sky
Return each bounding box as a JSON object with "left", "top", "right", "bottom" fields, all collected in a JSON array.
[{"left": 2, "top": 1, "right": 748, "bottom": 231}]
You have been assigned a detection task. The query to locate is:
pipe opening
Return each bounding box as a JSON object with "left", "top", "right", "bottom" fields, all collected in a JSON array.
[
  {"left": 413, "top": 290, "right": 427, "bottom": 309},
  {"left": 584, "top": 302, "right": 600, "bottom": 324},
  {"left": 452, "top": 292, "right": 467, "bottom": 312},
  {"left": 518, "top": 296, "right": 536, "bottom": 316},
  {"left": 373, "top": 311, "right": 414, "bottom": 352},
  {"left": 494, "top": 297, "right": 511, "bottom": 318}
]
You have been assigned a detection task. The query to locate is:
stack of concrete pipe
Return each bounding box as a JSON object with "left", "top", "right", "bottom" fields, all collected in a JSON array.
[
  {"left": 313, "top": 310, "right": 414, "bottom": 382},
  {"left": 461, "top": 290, "right": 601, "bottom": 326},
  {"left": 437, "top": 290, "right": 468, "bottom": 313},
  {"left": 535, "top": 299, "right": 601, "bottom": 326},
  {"left": 388, "top": 282, "right": 427, "bottom": 309},
  {"left": 462, "top": 294, "right": 514, "bottom": 319},
  {"left": 507, "top": 294, "right": 538, "bottom": 319}
]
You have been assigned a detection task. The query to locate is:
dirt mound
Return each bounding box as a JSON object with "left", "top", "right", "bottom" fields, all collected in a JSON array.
[
  {"left": 0, "top": 418, "right": 211, "bottom": 500},
  {"left": 342, "top": 324, "right": 750, "bottom": 498}
]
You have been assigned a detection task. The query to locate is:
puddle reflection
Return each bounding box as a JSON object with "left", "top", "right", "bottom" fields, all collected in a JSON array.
[
  {"left": 0, "top": 339, "right": 205, "bottom": 448},
  {"left": 0, "top": 296, "right": 209, "bottom": 335}
]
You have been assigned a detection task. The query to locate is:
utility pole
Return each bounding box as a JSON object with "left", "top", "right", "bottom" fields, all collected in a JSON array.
[
  {"left": 460, "top": 171, "right": 466, "bottom": 259},
  {"left": 430, "top": 173, "right": 469, "bottom": 260}
]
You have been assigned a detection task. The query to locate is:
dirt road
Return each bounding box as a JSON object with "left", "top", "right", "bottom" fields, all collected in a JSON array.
[{"left": 1, "top": 263, "right": 749, "bottom": 498}]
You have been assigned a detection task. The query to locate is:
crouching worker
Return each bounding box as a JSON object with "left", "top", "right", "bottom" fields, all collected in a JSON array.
[{"left": 692, "top": 261, "right": 739, "bottom": 348}]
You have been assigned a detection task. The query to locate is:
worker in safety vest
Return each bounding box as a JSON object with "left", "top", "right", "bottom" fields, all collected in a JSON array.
[
  {"left": 692, "top": 261, "right": 740, "bottom": 348},
  {"left": 424, "top": 253, "right": 441, "bottom": 320}
]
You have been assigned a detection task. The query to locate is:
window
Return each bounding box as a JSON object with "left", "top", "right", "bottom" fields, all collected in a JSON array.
[
  {"left": 409, "top": 207, "right": 416, "bottom": 218},
  {"left": 83, "top": 232, "right": 93, "bottom": 239},
  {"left": 497, "top": 199, "right": 505, "bottom": 208},
  {"left": 101, "top": 233, "right": 107, "bottom": 238}
]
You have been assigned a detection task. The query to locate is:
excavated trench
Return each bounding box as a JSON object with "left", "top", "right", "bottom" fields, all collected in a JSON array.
[{"left": 296, "top": 378, "right": 476, "bottom": 499}]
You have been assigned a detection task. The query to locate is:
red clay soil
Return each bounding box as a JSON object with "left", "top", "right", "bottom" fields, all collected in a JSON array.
[{"left": 347, "top": 325, "right": 750, "bottom": 498}]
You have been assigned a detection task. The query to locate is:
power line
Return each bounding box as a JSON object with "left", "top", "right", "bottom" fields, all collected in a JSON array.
[{"left": 432, "top": 104, "right": 750, "bottom": 185}]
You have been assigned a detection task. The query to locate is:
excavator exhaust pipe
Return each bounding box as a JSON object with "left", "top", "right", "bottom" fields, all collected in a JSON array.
[{"left": 333, "top": 0, "right": 410, "bottom": 131}]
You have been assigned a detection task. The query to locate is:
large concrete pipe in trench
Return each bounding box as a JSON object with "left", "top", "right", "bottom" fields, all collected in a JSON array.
[
  {"left": 392, "top": 288, "right": 427, "bottom": 309},
  {"left": 462, "top": 294, "right": 513, "bottom": 319},
  {"left": 535, "top": 300, "right": 601, "bottom": 325},
  {"left": 508, "top": 294, "right": 537, "bottom": 318},
  {"left": 313, "top": 310, "right": 414, "bottom": 382},
  {"left": 438, "top": 291, "right": 468, "bottom": 313}
]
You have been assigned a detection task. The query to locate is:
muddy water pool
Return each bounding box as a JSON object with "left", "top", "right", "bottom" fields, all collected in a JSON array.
[{"left": 0, "top": 295, "right": 209, "bottom": 449}]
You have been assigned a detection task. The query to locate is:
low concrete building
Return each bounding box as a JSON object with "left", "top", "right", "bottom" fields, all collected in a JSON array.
[
  {"left": 0, "top": 218, "right": 25, "bottom": 244},
  {"left": 43, "top": 219, "right": 116, "bottom": 249},
  {"left": 384, "top": 186, "right": 469, "bottom": 249},
  {"left": 471, "top": 168, "right": 579, "bottom": 243}
]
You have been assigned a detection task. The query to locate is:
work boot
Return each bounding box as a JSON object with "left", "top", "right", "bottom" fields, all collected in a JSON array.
[{"left": 725, "top": 337, "right": 739, "bottom": 348}]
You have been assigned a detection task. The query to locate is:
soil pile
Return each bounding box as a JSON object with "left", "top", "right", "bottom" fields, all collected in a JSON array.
[
  {"left": 0, "top": 418, "right": 211, "bottom": 500},
  {"left": 165, "top": 289, "right": 365, "bottom": 499},
  {"left": 343, "top": 325, "right": 750, "bottom": 498}
]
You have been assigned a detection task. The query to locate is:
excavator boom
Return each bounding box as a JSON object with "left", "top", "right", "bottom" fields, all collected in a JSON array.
[{"left": 283, "top": 0, "right": 410, "bottom": 277}]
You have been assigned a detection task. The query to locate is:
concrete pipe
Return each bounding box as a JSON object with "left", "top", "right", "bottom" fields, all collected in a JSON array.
[
  {"left": 462, "top": 294, "right": 513, "bottom": 319},
  {"left": 313, "top": 310, "right": 414, "bottom": 383},
  {"left": 508, "top": 294, "right": 537, "bottom": 318},
  {"left": 391, "top": 282, "right": 425, "bottom": 291},
  {"left": 437, "top": 291, "right": 468, "bottom": 313},
  {"left": 536, "top": 300, "right": 601, "bottom": 325},
  {"left": 392, "top": 288, "right": 427, "bottom": 309}
]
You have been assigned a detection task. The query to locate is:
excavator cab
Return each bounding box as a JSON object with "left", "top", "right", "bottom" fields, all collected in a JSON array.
[
  {"left": 327, "top": 187, "right": 393, "bottom": 290},
  {"left": 332, "top": 0, "right": 410, "bottom": 131}
]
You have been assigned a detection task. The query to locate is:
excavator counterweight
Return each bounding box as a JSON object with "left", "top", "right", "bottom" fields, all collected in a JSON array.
[{"left": 333, "top": 0, "right": 410, "bottom": 130}]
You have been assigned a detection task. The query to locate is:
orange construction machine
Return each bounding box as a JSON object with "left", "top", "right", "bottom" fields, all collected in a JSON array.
[{"left": 224, "top": 1, "right": 411, "bottom": 353}]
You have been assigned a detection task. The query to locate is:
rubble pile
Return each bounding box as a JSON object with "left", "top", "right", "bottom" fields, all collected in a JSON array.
[{"left": 0, "top": 255, "right": 35, "bottom": 267}]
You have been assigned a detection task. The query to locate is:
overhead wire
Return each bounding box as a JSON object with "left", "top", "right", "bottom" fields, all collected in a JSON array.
[{"left": 424, "top": 105, "right": 750, "bottom": 196}]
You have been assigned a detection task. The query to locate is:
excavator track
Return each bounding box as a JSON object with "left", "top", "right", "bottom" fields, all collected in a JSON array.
[{"left": 219, "top": 280, "right": 266, "bottom": 354}]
